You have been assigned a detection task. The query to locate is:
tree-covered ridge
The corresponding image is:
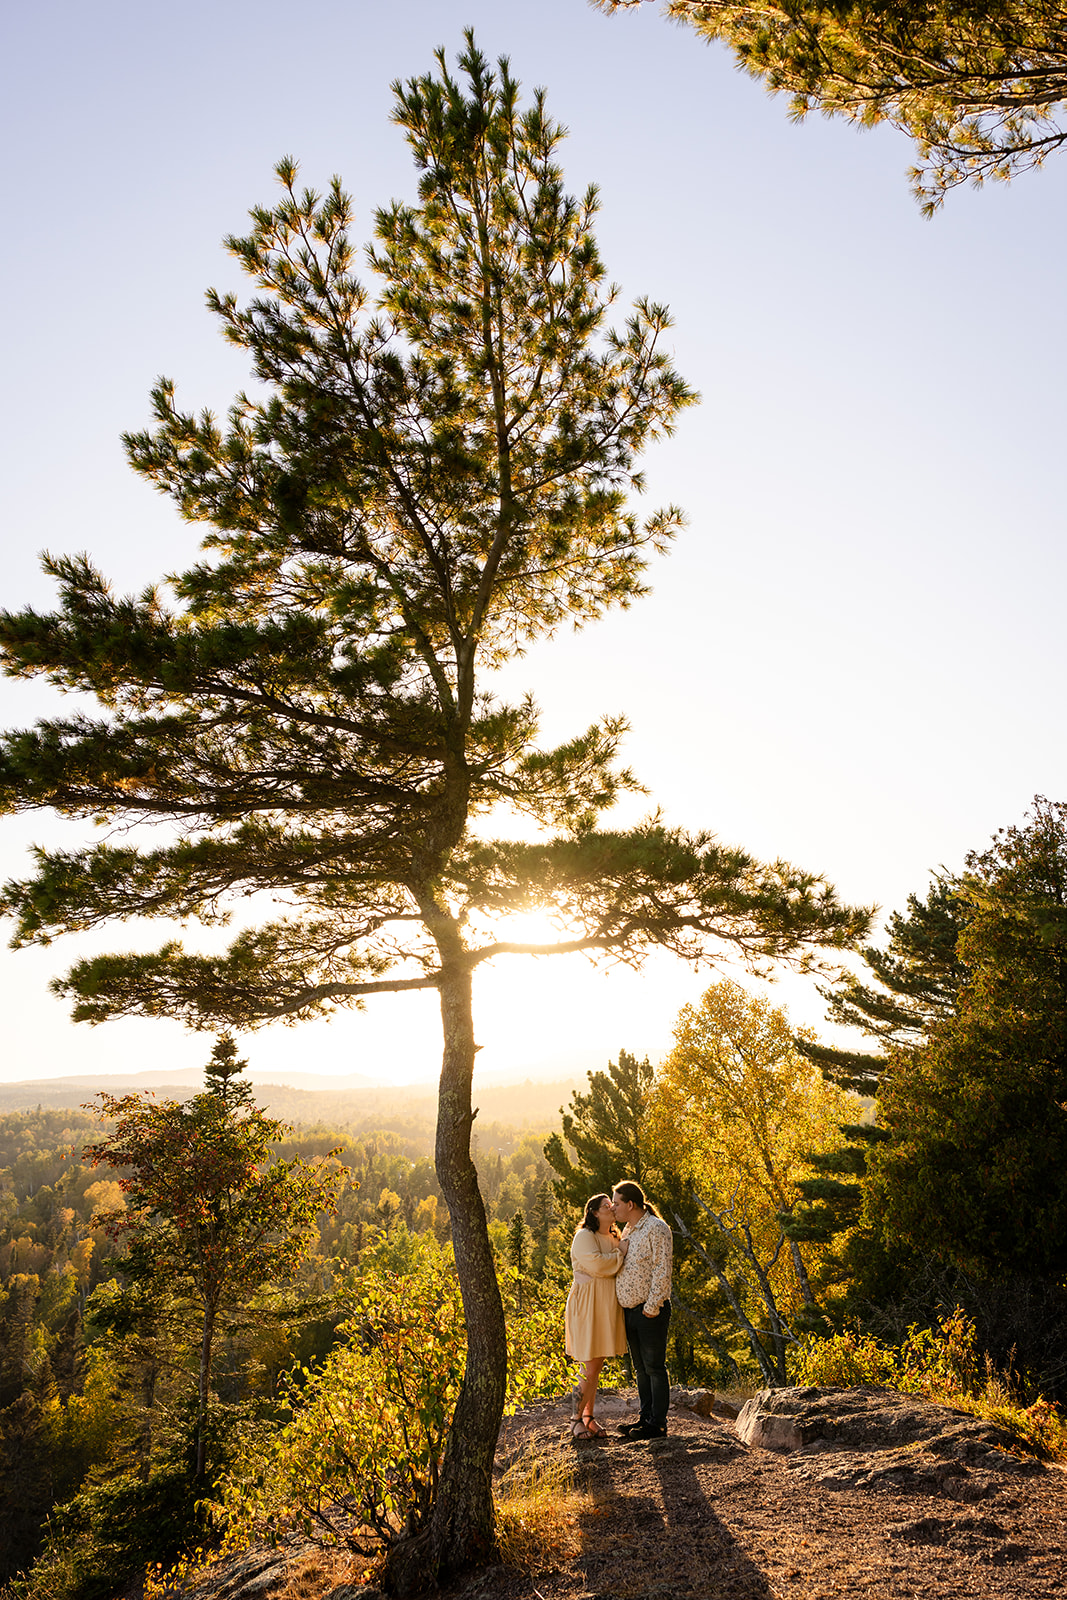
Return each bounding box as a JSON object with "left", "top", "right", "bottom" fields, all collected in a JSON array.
[{"left": 0, "top": 1089, "right": 572, "bottom": 1594}]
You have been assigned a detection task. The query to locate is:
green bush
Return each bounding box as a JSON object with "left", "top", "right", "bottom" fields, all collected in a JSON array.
[
  {"left": 499, "top": 1269, "right": 572, "bottom": 1412},
  {"left": 214, "top": 1249, "right": 582, "bottom": 1565},
  {"left": 790, "top": 1307, "right": 978, "bottom": 1394},
  {"left": 212, "top": 1255, "right": 465, "bottom": 1560},
  {"left": 791, "top": 1308, "right": 1067, "bottom": 1461},
  {"left": 3, "top": 1469, "right": 203, "bottom": 1600}
]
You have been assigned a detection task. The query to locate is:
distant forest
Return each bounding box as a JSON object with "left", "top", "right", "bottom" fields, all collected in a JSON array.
[
  {"left": 0, "top": 1089, "right": 573, "bottom": 1588},
  {"left": 0, "top": 1075, "right": 579, "bottom": 1129}
]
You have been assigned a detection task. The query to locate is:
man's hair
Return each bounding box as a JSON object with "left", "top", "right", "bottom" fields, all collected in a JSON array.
[
  {"left": 613, "top": 1180, "right": 660, "bottom": 1217},
  {"left": 581, "top": 1193, "right": 612, "bottom": 1232}
]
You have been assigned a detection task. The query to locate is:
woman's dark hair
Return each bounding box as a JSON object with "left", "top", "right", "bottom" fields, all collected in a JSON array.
[
  {"left": 582, "top": 1193, "right": 612, "bottom": 1232},
  {"left": 612, "top": 1180, "right": 660, "bottom": 1217}
]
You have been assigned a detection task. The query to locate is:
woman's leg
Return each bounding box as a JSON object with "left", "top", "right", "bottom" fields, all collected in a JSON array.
[{"left": 580, "top": 1356, "right": 605, "bottom": 1423}]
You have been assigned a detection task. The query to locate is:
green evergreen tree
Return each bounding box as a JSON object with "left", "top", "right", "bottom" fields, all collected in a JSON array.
[
  {"left": 780, "top": 1122, "right": 904, "bottom": 1333},
  {"left": 799, "top": 875, "right": 968, "bottom": 1094},
  {"left": 598, "top": 0, "right": 1067, "bottom": 211},
  {"left": 0, "top": 37, "right": 868, "bottom": 1587},
  {"left": 83, "top": 1047, "right": 338, "bottom": 1479},
  {"left": 529, "top": 1179, "right": 556, "bottom": 1279},
  {"left": 544, "top": 1048, "right": 657, "bottom": 1207},
  {"left": 203, "top": 1034, "right": 255, "bottom": 1111},
  {"left": 782, "top": 877, "right": 969, "bottom": 1324},
  {"left": 871, "top": 798, "right": 1067, "bottom": 1285},
  {"left": 784, "top": 1123, "right": 889, "bottom": 1247},
  {"left": 506, "top": 1210, "right": 532, "bottom": 1311}
]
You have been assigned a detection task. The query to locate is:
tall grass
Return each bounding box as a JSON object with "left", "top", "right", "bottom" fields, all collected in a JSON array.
[{"left": 495, "top": 1450, "right": 591, "bottom": 1572}]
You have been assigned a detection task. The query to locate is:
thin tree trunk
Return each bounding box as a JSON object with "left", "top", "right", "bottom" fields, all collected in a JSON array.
[
  {"left": 138, "top": 1356, "right": 158, "bottom": 1480},
  {"left": 788, "top": 1235, "right": 816, "bottom": 1307},
  {"left": 385, "top": 955, "right": 507, "bottom": 1596},
  {"left": 196, "top": 1300, "right": 216, "bottom": 1480},
  {"left": 672, "top": 1211, "right": 781, "bottom": 1387},
  {"left": 739, "top": 1224, "right": 790, "bottom": 1384}
]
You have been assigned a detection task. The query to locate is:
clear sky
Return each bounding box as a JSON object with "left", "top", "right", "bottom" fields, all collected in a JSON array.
[{"left": 2, "top": 0, "right": 1066, "bottom": 1087}]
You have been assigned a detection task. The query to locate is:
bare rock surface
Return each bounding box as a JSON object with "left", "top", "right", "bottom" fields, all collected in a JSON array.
[
  {"left": 670, "top": 1387, "right": 718, "bottom": 1417},
  {"left": 735, "top": 1384, "right": 1034, "bottom": 1462}
]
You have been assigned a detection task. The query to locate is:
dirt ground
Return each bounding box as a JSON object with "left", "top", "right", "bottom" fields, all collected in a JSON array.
[
  {"left": 176, "top": 1390, "right": 1067, "bottom": 1600},
  {"left": 434, "top": 1392, "right": 1067, "bottom": 1600}
]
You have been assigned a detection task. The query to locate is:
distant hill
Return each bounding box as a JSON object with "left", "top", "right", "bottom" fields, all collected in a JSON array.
[
  {"left": 0, "top": 1073, "right": 581, "bottom": 1131},
  {"left": 0, "top": 1066, "right": 379, "bottom": 1094}
]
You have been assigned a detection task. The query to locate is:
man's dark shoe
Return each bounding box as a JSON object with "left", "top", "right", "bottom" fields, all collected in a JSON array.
[
  {"left": 617, "top": 1420, "right": 645, "bottom": 1436},
  {"left": 621, "top": 1423, "right": 667, "bottom": 1441}
]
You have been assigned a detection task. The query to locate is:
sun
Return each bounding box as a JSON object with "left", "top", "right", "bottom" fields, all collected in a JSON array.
[{"left": 489, "top": 908, "right": 569, "bottom": 950}]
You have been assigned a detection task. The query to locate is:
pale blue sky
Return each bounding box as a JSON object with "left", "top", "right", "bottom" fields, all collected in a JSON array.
[{"left": 2, "top": 1, "right": 1066, "bottom": 1085}]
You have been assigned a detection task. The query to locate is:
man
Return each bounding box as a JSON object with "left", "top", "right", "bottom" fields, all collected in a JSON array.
[{"left": 612, "top": 1179, "right": 673, "bottom": 1440}]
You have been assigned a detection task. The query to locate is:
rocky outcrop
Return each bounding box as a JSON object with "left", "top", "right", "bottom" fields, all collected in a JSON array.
[
  {"left": 161, "top": 1390, "right": 1064, "bottom": 1600},
  {"left": 176, "top": 1545, "right": 373, "bottom": 1600},
  {"left": 737, "top": 1385, "right": 1030, "bottom": 1457},
  {"left": 734, "top": 1384, "right": 1047, "bottom": 1502}
]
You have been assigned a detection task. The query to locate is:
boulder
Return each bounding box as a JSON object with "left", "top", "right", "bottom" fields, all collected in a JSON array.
[
  {"left": 733, "top": 1386, "right": 1044, "bottom": 1475},
  {"left": 735, "top": 1386, "right": 824, "bottom": 1451},
  {"left": 670, "top": 1386, "right": 718, "bottom": 1417}
]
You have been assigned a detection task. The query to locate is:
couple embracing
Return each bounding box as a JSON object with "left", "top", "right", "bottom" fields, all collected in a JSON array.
[{"left": 564, "top": 1180, "right": 673, "bottom": 1441}]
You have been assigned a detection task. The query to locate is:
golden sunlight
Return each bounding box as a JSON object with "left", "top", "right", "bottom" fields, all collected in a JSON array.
[{"left": 486, "top": 909, "right": 570, "bottom": 951}]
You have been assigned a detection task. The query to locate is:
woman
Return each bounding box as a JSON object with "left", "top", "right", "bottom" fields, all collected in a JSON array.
[{"left": 565, "top": 1193, "right": 629, "bottom": 1438}]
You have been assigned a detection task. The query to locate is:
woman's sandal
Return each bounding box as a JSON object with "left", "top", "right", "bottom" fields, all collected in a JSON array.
[
  {"left": 581, "top": 1414, "right": 606, "bottom": 1437},
  {"left": 570, "top": 1417, "right": 594, "bottom": 1440}
]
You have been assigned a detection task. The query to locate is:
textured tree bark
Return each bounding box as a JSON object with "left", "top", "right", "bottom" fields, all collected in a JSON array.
[{"left": 384, "top": 954, "right": 507, "bottom": 1596}]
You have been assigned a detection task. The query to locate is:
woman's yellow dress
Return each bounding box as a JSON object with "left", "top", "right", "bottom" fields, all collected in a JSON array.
[{"left": 564, "top": 1226, "right": 628, "bottom": 1360}]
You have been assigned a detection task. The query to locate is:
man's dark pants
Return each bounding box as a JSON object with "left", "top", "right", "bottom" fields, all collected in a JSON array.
[{"left": 623, "top": 1301, "right": 671, "bottom": 1430}]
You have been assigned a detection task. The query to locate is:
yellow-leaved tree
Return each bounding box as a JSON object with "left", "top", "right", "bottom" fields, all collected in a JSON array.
[{"left": 651, "top": 979, "right": 860, "bottom": 1383}]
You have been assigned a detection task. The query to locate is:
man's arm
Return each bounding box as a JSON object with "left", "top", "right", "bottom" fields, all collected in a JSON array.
[{"left": 643, "top": 1220, "right": 673, "bottom": 1315}]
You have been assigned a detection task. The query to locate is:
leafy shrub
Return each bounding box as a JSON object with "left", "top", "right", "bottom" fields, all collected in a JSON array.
[
  {"left": 214, "top": 1247, "right": 586, "bottom": 1569},
  {"left": 792, "top": 1307, "right": 979, "bottom": 1394},
  {"left": 500, "top": 1270, "right": 572, "bottom": 1412},
  {"left": 790, "top": 1326, "right": 898, "bottom": 1388},
  {"left": 212, "top": 1256, "right": 465, "bottom": 1560},
  {"left": 791, "top": 1308, "right": 1067, "bottom": 1461}
]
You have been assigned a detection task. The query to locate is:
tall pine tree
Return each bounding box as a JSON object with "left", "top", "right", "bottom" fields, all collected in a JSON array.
[
  {"left": 872, "top": 799, "right": 1067, "bottom": 1284},
  {"left": 598, "top": 1, "right": 1067, "bottom": 211},
  {"left": 544, "top": 1049, "right": 657, "bottom": 1207},
  {"left": 799, "top": 875, "right": 968, "bottom": 1094},
  {"left": 84, "top": 1039, "right": 337, "bottom": 1479},
  {"left": 0, "top": 38, "right": 869, "bottom": 1587}
]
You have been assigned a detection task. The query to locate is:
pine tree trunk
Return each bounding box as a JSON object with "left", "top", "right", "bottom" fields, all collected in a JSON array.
[{"left": 385, "top": 955, "right": 507, "bottom": 1595}]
